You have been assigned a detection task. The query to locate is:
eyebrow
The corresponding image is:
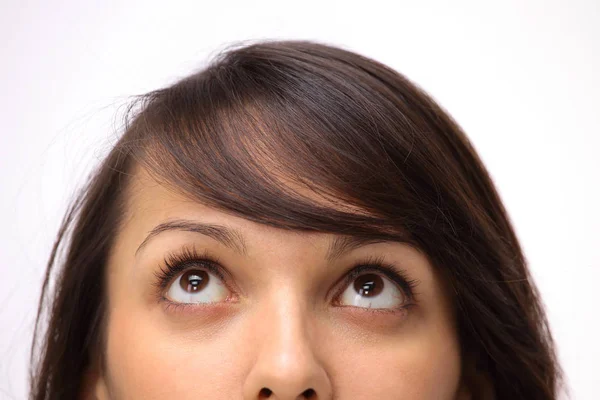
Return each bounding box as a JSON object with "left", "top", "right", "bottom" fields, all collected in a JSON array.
[
  {"left": 135, "top": 219, "right": 248, "bottom": 257},
  {"left": 135, "top": 218, "right": 399, "bottom": 261}
]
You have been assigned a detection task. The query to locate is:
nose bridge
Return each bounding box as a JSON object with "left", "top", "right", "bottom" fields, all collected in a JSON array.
[{"left": 243, "top": 286, "right": 331, "bottom": 400}]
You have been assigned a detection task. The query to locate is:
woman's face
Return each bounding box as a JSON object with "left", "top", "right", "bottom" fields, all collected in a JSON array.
[{"left": 88, "top": 167, "right": 469, "bottom": 399}]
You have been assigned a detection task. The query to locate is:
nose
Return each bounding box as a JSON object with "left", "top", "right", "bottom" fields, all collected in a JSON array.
[{"left": 242, "top": 293, "right": 332, "bottom": 400}]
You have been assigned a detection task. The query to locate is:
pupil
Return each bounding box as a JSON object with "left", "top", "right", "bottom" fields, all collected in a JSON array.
[
  {"left": 353, "top": 273, "right": 383, "bottom": 297},
  {"left": 180, "top": 270, "right": 209, "bottom": 293}
]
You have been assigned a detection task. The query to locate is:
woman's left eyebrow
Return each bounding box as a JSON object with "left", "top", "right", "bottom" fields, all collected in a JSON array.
[{"left": 326, "top": 236, "right": 391, "bottom": 262}]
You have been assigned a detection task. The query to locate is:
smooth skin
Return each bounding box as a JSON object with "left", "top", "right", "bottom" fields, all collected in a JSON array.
[{"left": 85, "top": 166, "right": 471, "bottom": 399}]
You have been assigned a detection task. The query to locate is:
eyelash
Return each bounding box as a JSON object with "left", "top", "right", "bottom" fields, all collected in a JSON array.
[
  {"left": 153, "top": 245, "right": 421, "bottom": 313},
  {"left": 153, "top": 245, "right": 226, "bottom": 293}
]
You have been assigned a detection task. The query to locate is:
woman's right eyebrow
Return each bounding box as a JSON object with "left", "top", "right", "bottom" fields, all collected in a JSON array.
[{"left": 134, "top": 219, "right": 248, "bottom": 258}]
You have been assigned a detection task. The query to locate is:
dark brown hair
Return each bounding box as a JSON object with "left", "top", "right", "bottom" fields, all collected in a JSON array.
[{"left": 30, "top": 40, "right": 563, "bottom": 399}]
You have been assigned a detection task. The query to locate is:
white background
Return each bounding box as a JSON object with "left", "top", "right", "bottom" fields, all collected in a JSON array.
[{"left": 1, "top": 0, "right": 598, "bottom": 398}]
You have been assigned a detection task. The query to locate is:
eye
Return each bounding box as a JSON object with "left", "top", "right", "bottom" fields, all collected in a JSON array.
[
  {"left": 334, "top": 255, "right": 419, "bottom": 311},
  {"left": 165, "top": 268, "right": 231, "bottom": 304},
  {"left": 338, "top": 272, "right": 407, "bottom": 309}
]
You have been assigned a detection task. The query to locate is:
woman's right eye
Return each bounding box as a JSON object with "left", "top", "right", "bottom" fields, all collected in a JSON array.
[{"left": 165, "top": 269, "right": 231, "bottom": 304}]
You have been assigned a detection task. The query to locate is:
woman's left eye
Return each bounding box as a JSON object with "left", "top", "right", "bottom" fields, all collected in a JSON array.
[
  {"left": 338, "top": 273, "right": 406, "bottom": 309},
  {"left": 165, "top": 269, "right": 231, "bottom": 304}
]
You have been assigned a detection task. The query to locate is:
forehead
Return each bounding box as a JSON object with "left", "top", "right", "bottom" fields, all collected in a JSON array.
[
  {"left": 119, "top": 165, "right": 354, "bottom": 251},
  {"left": 123, "top": 161, "right": 375, "bottom": 228},
  {"left": 113, "top": 165, "right": 423, "bottom": 273},
  {"left": 111, "top": 152, "right": 432, "bottom": 273},
  {"left": 123, "top": 165, "right": 276, "bottom": 233}
]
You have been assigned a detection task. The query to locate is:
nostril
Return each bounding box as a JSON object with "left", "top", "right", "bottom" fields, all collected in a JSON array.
[{"left": 258, "top": 387, "right": 316, "bottom": 399}]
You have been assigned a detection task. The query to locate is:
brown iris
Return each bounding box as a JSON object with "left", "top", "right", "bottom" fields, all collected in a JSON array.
[
  {"left": 179, "top": 270, "right": 209, "bottom": 293},
  {"left": 353, "top": 273, "right": 384, "bottom": 297}
]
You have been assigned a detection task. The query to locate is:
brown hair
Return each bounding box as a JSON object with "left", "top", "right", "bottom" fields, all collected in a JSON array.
[{"left": 30, "top": 40, "right": 563, "bottom": 399}]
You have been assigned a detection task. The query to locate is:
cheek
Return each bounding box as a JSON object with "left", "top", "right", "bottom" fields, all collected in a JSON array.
[
  {"left": 331, "top": 332, "right": 462, "bottom": 399},
  {"left": 105, "top": 312, "right": 462, "bottom": 400},
  {"left": 103, "top": 304, "right": 247, "bottom": 399},
  {"left": 324, "top": 307, "right": 463, "bottom": 399},
  {"left": 362, "top": 332, "right": 461, "bottom": 398}
]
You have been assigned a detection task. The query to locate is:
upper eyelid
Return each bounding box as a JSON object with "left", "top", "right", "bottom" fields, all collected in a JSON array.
[{"left": 155, "top": 247, "right": 226, "bottom": 289}]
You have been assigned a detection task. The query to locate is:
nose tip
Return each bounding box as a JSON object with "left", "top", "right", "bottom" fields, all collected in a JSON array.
[{"left": 244, "top": 342, "right": 330, "bottom": 400}]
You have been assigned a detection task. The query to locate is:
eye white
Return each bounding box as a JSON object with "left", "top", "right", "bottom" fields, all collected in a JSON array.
[
  {"left": 339, "top": 273, "right": 405, "bottom": 309},
  {"left": 166, "top": 270, "right": 229, "bottom": 304}
]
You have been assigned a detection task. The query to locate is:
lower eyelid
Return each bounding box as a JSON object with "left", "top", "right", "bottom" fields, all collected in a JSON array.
[
  {"left": 160, "top": 296, "right": 243, "bottom": 321},
  {"left": 160, "top": 292, "right": 416, "bottom": 321},
  {"left": 359, "top": 301, "right": 415, "bottom": 315}
]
